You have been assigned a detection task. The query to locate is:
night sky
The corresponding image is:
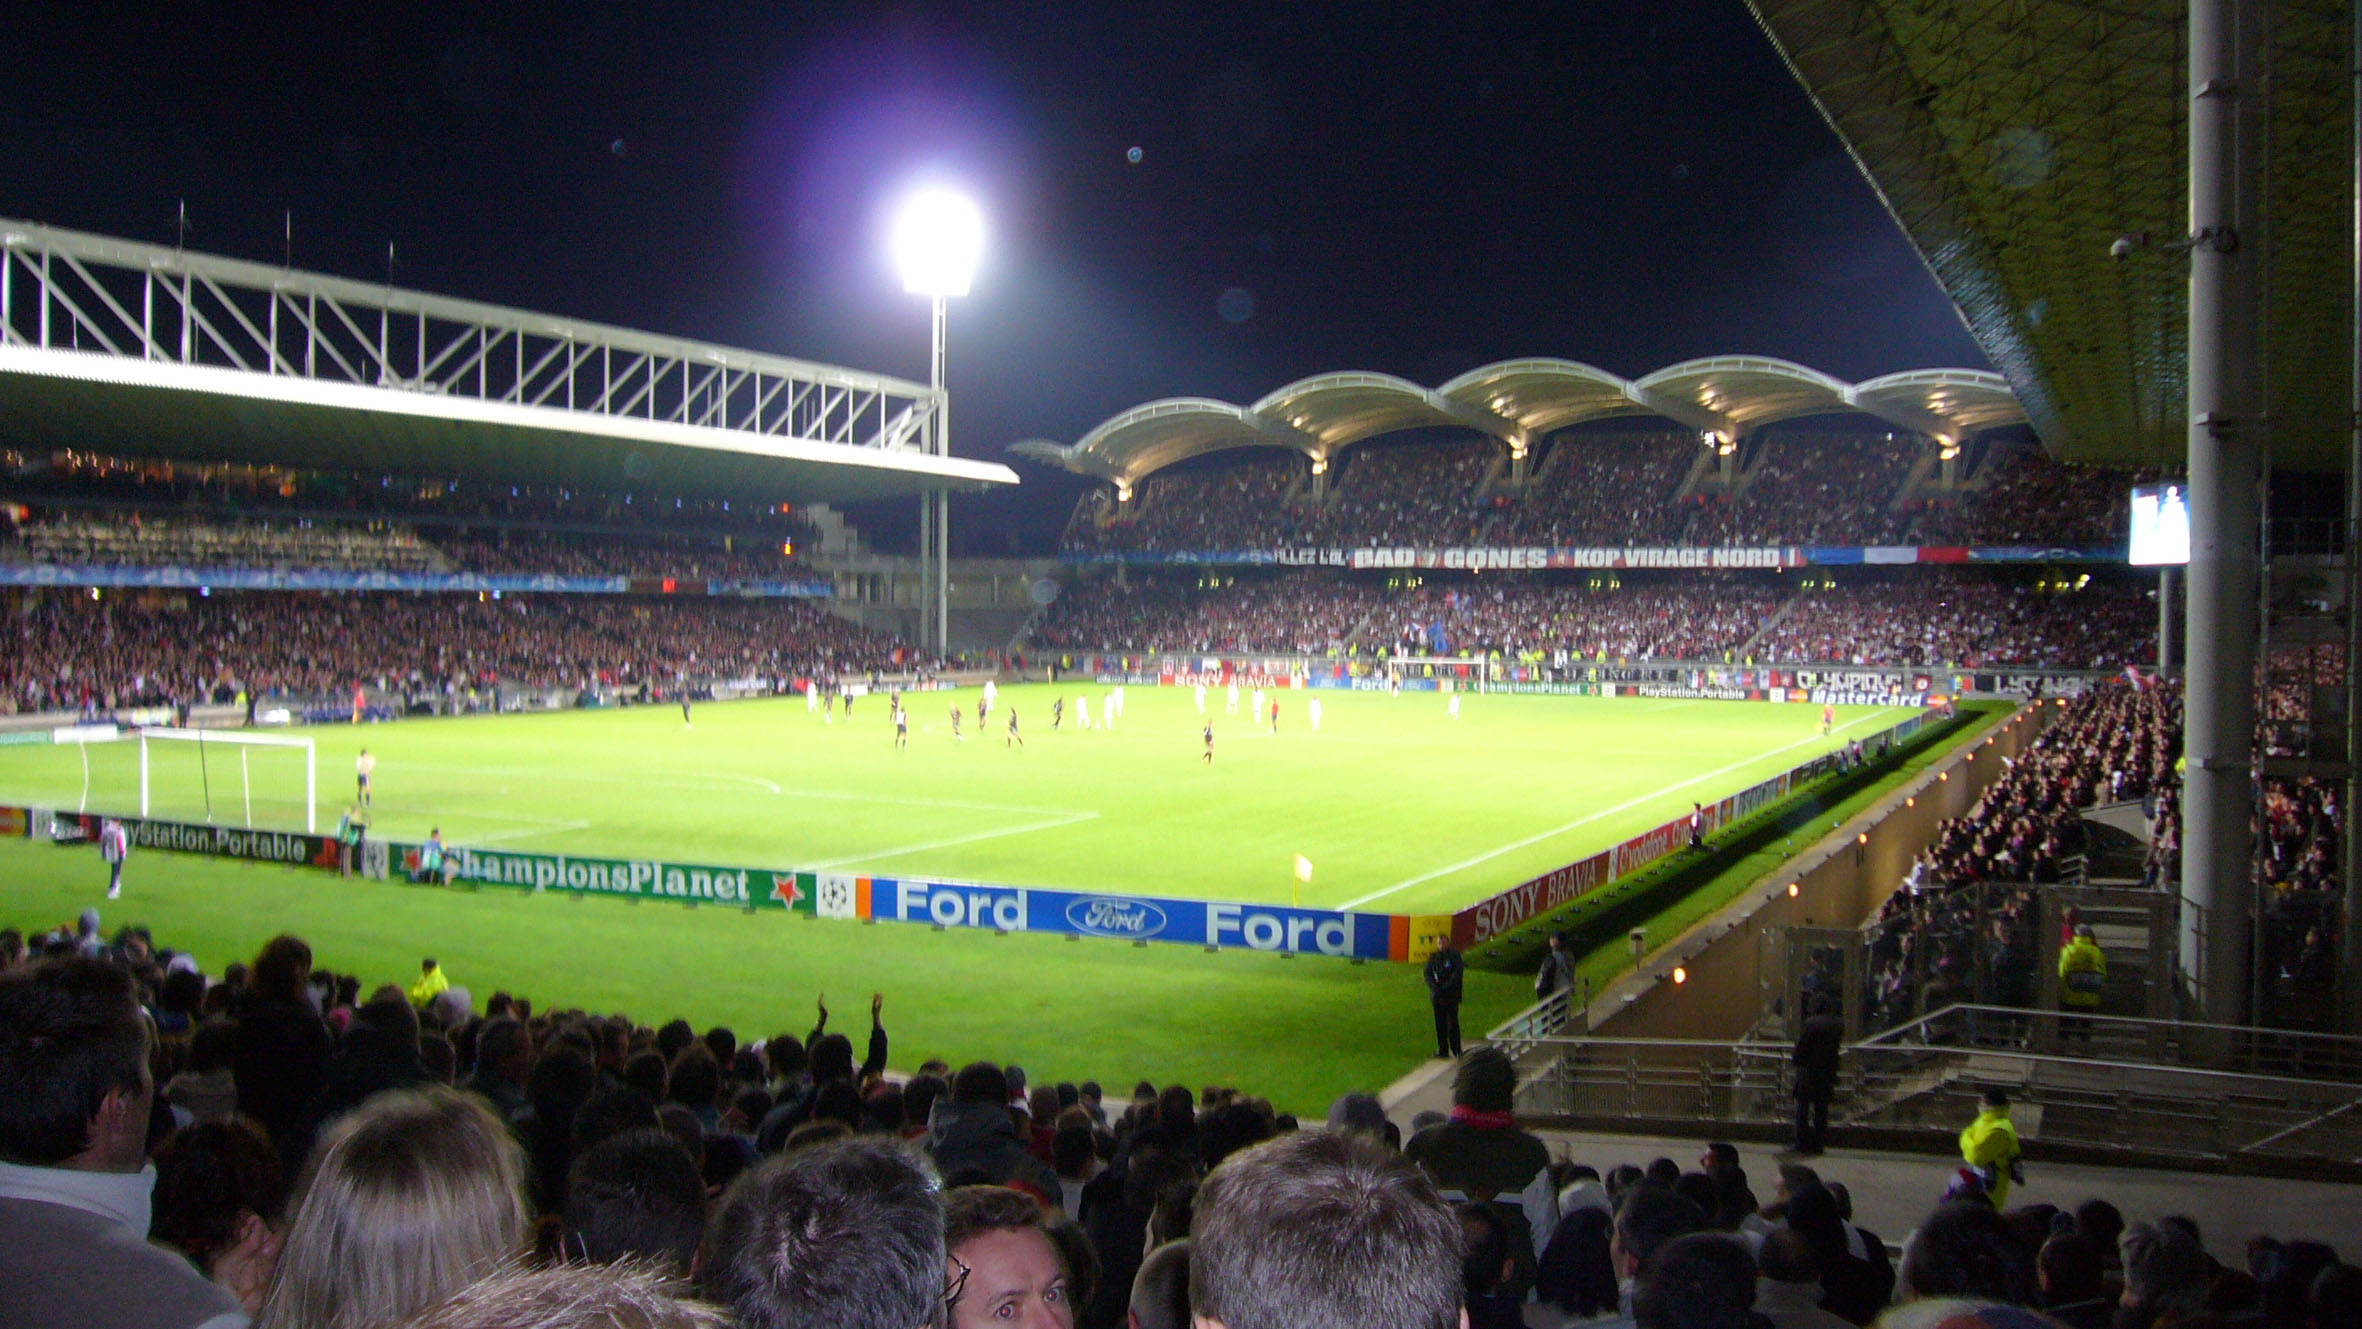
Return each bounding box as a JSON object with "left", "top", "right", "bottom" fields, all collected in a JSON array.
[{"left": 0, "top": 2, "right": 1989, "bottom": 552}]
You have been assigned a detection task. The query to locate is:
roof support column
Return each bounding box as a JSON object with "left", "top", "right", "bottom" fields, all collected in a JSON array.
[
  {"left": 1309, "top": 454, "right": 1329, "bottom": 500},
  {"left": 2180, "top": 0, "right": 2264, "bottom": 1026},
  {"left": 1509, "top": 439, "right": 1530, "bottom": 487}
]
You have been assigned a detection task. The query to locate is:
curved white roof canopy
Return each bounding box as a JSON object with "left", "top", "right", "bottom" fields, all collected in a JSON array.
[{"left": 1014, "top": 357, "right": 2024, "bottom": 486}]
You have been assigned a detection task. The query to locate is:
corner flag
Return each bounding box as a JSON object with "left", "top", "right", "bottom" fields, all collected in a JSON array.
[{"left": 1293, "top": 854, "right": 1313, "bottom": 883}]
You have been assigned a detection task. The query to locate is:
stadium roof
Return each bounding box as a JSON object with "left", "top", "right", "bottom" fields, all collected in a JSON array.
[
  {"left": 1743, "top": 0, "right": 2351, "bottom": 470},
  {"left": 1010, "top": 357, "right": 2022, "bottom": 488}
]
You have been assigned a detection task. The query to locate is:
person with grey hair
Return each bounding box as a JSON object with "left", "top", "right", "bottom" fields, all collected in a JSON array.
[
  {"left": 1754, "top": 1228, "right": 1853, "bottom": 1329},
  {"left": 395, "top": 1261, "right": 730, "bottom": 1329},
  {"left": 701, "top": 1137, "right": 946, "bottom": 1329},
  {"left": 1323, "top": 1093, "right": 1387, "bottom": 1138},
  {"left": 1190, "top": 1131, "right": 1461, "bottom": 1329},
  {"left": 1403, "top": 1046, "right": 1558, "bottom": 1302}
]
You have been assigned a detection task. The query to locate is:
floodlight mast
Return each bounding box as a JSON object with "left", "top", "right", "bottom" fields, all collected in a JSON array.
[{"left": 892, "top": 189, "right": 982, "bottom": 658}]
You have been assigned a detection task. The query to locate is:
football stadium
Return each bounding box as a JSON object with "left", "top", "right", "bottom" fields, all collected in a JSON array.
[{"left": 6, "top": 5, "right": 2362, "bottom": 1329}]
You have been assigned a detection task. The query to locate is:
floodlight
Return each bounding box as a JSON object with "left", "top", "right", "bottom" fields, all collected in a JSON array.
[{"left": 891, "top": 188, "right": 984, "bottom": 297}]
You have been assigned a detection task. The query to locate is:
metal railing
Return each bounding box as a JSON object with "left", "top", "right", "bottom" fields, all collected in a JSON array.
[
  {"left": 1496, "top": 1004, "right": 2362, "bottom": 1168},
  {"left": 0, "top": 217, "right": 938, "bottom": 452}
]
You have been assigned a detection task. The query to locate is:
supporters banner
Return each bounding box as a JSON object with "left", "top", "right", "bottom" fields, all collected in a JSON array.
[
  {"left": 1063, "top": 544, "right": 2125, "bottom": 569},
  {"left": 41, "top": 809, "right": 341, "bottom": 870},
  {"left": 860, "top": 874, "right": 1394, "bottom": 959},
  {"left": 0, "top": 565, "right": 834, "bottom": 597},
  {"left": 0, "top": 806, "right": 25, "bottom": 838},
  {"left": 417, "top": 844, "right": 815, "bottom": 911}
]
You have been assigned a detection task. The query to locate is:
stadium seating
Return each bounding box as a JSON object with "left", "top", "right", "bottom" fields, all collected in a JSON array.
[{"left": 0, "top": 594, "right": 919, "bottom": 715}]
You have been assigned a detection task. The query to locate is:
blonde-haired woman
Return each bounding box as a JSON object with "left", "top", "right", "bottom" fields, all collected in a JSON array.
[{"left": 256, "top": 1087, "right": 529, "bottom": 1329}]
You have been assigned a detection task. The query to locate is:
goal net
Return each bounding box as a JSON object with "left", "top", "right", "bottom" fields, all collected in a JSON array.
[
  {"left": 1383, "top": 656, "right": 1500, "bottom": 693},
  {"left": 56, "top": 727, "right": 316, "bottom": 832}
]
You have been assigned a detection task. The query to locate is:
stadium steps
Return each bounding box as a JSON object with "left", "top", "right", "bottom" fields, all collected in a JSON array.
[{"left": 1733, "top": 591, "right": 1806, "bottom": 660}]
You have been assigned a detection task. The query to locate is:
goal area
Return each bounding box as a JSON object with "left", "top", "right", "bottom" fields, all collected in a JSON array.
[
  {"left": 56, "top": 727, "right": 316, "bottom": 832},
  {"left": 1383, "top": 656, "right": 1500, "bottom": 692}
]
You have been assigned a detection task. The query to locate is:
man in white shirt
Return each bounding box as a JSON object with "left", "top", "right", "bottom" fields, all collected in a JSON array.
[{"left": 0, "top": 958, "right": 249, "bottom": 1329}]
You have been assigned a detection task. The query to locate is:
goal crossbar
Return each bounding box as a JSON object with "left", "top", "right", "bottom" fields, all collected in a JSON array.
[
  {"left": 1384, "top": 655, "right": 1499, "bottom": 693},
  {"left": 52, "top": 726, "right": 317, "bottom": 832}
]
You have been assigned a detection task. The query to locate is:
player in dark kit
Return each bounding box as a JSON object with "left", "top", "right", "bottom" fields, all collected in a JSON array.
[
  {"left": 1052, "top": 697, "right": 1064, "bottom": 729},
  {"left": 949, "top": 703, "right": 963, "bottom": 741},
  {"left": 1006, "top": 707, "right": 1023, "bottom": 747},
  {"left": 978, "top": 696, "right": 988, "bottom": 728},
  {"left": 1203, "top": 720, "right": 1214, "bottom": 763},
  {"left": 1688, "top": 802, "right": 1705, "bottom": 850},
  {"left": 681, "top": 692, "right": 693, "bottom": 726},
  {"left": 1269, "top": 698, "right": 1279, "bottom": 732}
]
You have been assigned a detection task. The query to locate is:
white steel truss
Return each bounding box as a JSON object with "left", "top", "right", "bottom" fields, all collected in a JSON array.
[{"left": 0, "top": 217, "right": 942, "bottom": 455}]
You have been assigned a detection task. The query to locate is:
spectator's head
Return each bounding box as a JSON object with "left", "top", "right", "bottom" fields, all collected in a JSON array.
[
  {"left": 904, "top": 1073, "right": 948, "bottom": 1127},
  {"left": 1700, "top": 1142, "right": 1740, "bottom": 1175},
  {"left": 0, "top": 955, "right": 151, "bottom": 1170},
  {"left": 2310, "top": 1263, "right": 2362, "bottom": 1329},
  {"left": 624, "top": 1050, "right": 669, "bottom": 1103},
  {"left": 953, "top": 1062, "right": 1010, "bottom": 1107},
  {"left": 571, "top": 1085, "right": 662, "bottom": 1157},
  {"left": 1901, "top": 1203, "right": 2035, "bottom": 1305},
  {"left": 258, "top": 1087, "right": 528, "bottom": 1329},
  {"left": 2119, "top": 1221, "right": 2209, "bottom": 1319},
  {"left": 475, "top": 1016, "right": 529, "bottom": 1085},
  {"left": 1129, "top": 1239, "right": 1191, "bottom": 1329},
  {"left": 1450, "top": 1047, "right": 1516, "bottom": 1113},
  {"left": 1457, "top": 1201, "right": 1513, "bottom": 1299},
  {"left": 1633, "top": 1233, "right": 1758, "bottom": 1329},
  {"left": 393, "top": 1260, "right": 730, "bottom": 1329},
  {"left": 250, "top": 934, "right": 314, "bottom": 1004},
  {"left": 703, "top": 1137, "right": 946, "bottom": 1329},
  {"left": 188, "top": 1016, "right": 238, "bottom": 1075},
  {"left": 1189, "top": 1130, "right": 1460, "bottom": 1329},
  {"left": 1053, "top": 1123, "right": 1096, "bottom": 1181},
  {"left": 1322, "top": 1093, "right": 1387, "bottom": 1139},
  {"left": 1981, "top": 1087, "right": 2010, "bottom": 1112},
  {"left": 1158, "top": 1085, "right": 1195, "bottom": 1132},
  {"left": 2036, "top": 1234, "right": 2105, "bottom": 1306},
  {"left": 809, "top": 1033, "right": 855, "bottom": 1085},
  {"left": 765, "top": 1033, "right": 807, "bottom": 1082},
  {"left": 1648, "top": 1157, "right": 1683, "bottom": 1188},
  {"left": 151, "top": 1116, "right": 287, "bottom": 1277},
  {"left": 667, "top": 1044, "right": 720, "bottom": 1114},
  {"left": 944, "top": 1186, "right": 1074, "bottom": 1329},
  {"left": 2073, "top": 1200, "right": 2125, "bottom": 1264},
  {"left": 1757, "top": 1228, "right": 1817, "bottom": 1286},
  {"left": 1615, "top": 1184, "right": 1708, "bottom": 1281},
  {"left": 655, "top": 1019, "right": 694, "bottom": 1064},
  {"left": 562, "top": 1128, "right": 706, "bottom": 1276}
]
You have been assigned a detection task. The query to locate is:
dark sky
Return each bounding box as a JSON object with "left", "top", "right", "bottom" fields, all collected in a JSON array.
[{"left": 0, "top": 2, "right": 1988, "bottom": 553}]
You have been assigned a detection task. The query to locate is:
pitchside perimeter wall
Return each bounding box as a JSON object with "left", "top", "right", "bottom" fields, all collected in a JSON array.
[{"left": 0, "top": 692, "right": 1974, "bottom": 963}]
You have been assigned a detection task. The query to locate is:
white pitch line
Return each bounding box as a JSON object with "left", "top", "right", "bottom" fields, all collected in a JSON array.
[
  {"left": 462, "top": 818, "right": 592, "bottom": 846},
  {"left": 798, "top": 811, "right": 1101, "bottom": 871},
  {"left": 1337, "top": 710, "right": 1904, "bottom": 909}
]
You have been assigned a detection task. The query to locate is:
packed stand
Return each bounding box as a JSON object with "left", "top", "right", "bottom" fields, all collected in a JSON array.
[
  {"left": 1291, "top": 438, "right": 1500, "bottom": 547},
  {"left": 1497, "top": 431, "right": 1697, "bottom": 545},
  {"left": 0, "top": 592, "right": 921, "bottom": 714},
  {"left": 434, "top": 530, "right": 810, "bottom": 581},
  {"left": 1070, "top": 454, "right": 1302, "bottom": 553},
  {"left": 1, "top": 512, "right": 444, "bottom": 574},
  {"left": 1913, "top": 445, "right": 2147, "bottom": 546},
  {"left": 7, "top": 449, "right": 812, "bottom": 541},
  {"left": 1686, "top": 433, "right": 1924, "bottom": 546},
  {"left": 5, "top": 933, "right": 2352, "bottom": 1329},
  {"left": 1379, "top": 575, "right": 1784, "bottom": 661},
  {"left": 1032, "top": 572, "right": 1384, "bottom": 655},
  {"left": 1755, "top": 574, "right": 2155, "bottom": 670}
]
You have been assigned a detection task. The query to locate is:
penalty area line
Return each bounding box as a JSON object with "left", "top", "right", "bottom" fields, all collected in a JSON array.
[
  {"left": 798, "top": 811, "right": 1101, "bottom": 872},
  {"left": 1336, "top": 709, "right": 1904, "bottom": 910}
]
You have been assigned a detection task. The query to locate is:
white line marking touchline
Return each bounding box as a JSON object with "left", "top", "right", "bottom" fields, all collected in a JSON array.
[
  {"left": 1337, "top": 710, "right": 1905, "bottom": 910},
  {"left": 462, "top": 819, "right": 593, "bottom": 846},
  {"left": 799, "top": 811, "right": 1103, "bottom": 872}
]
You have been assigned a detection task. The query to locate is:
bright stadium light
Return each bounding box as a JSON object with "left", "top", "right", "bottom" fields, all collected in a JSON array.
[{"left": 892, "top": 187, "right": 984, "bottom": 297}]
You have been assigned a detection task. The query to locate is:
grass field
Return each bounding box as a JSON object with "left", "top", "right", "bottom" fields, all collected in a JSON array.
[
  {"left": 0, "top": 685, "right": 1913, "bottom": 917},
  {"left": 0, "top": 686, "right": 1933, "bottom": 1111}
]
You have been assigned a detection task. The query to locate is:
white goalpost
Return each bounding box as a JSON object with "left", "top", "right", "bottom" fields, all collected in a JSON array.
[
  {"left": 55, "top": 726, "right": 316, "bottom": 832},
  {"left": 1384, "top": 655, "right": 1500, "bottom": 693}
]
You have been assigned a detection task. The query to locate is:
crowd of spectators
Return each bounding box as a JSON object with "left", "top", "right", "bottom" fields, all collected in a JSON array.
[
  {"left": 2, "top": 513, "right": 444, "bottom": 574},
  {"left": 1687, "top": 434, "right": 1924, "bottom": 547},
  {"left": 1031, "top": 570, "right": 2155, "bottom": 672},
  {"left": 1495, "top": 432, "right": 1697, "bottom": 545},
  {"left": 5, "top": 930, "right": 2357, "bottom": 1329},
  {"left": 0, "top": 593, "right": 919, "bottom": 714},
  {"left": 10, "top": 450, "right": 812, "bottom": 541},
  {"left": 1055, "top": 430, "right": 2164, "bottom": 556},
  {"left": 434, "top": 531, "right": 809, "bottom": 581},
  {"left": 1032, "top": 573, "right": 1385, "bottom": 656},
  {"left": 1757, "top": 576, "right": 2155, "bottom": 670},
  {"left": 1914, "top": 447, "right": 2147, "bottom": 546},
  {"left": 1378, "top": 576, "right": 1786, "bottom": 661}
]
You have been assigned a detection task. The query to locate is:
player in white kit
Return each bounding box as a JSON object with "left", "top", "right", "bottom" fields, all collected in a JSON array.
[
  {"left": 1226, "top": 682, "right": 1240, "bottom": 714},
  {"left": 1101, "top": 693, "right": 1116, "bottom": 730},
  {"left": 1446, "top": 691, "right": 1460, "bottom": 719},
  {"left": 1308, "top": 698, "right": 1323, "bottom": 732},
  {"left": 1195, "top": 683, "right": 1208, "bottom": 714},
  {"left": 1250, "top": 687, "right": 1264, "bottom": 720}
]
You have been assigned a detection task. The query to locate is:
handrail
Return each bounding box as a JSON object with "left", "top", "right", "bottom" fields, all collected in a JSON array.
[{"left": 1858, "top": 1002, "right": 2362, "bottom": 1053}]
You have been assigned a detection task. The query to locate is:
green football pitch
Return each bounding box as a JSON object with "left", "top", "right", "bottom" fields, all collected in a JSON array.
[
  {"left": 0, "top": 686, "right": 1910, "bottom": 917},
  {"left": 0, "top": 686, "right": 1924, "bottom": 1110}
]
